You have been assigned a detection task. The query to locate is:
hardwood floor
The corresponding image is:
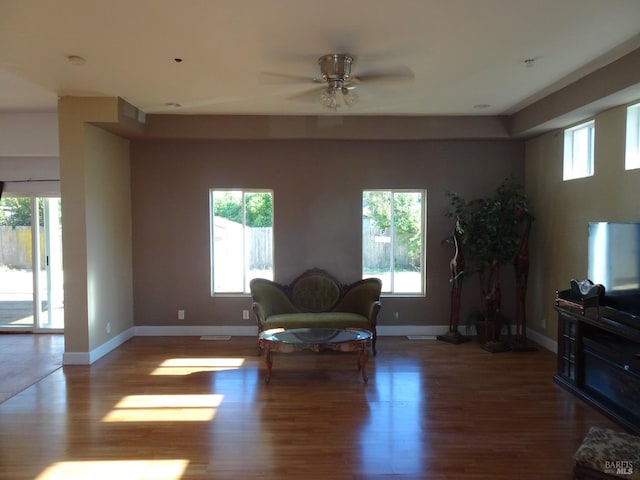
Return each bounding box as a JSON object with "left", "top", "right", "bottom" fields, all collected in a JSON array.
[
  {"left": 0, "top": 333, "right": 64, "bottom": 404},
  {"left": 0, "top": 336, "right": 619, "bottom": 480}
]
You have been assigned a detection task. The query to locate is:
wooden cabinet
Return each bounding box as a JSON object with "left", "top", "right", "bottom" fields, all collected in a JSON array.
[
  {"left": 554, "top": 303, "right": 640, "bottom": 434},
  {"left": 556, "top": 310, "right": 580, "bottom": 384}
]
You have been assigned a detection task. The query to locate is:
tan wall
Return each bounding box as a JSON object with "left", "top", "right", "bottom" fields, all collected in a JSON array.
[
  {"left": 525, "top": 102, "right": 640, "bottom": 340},
  {"left": 0, "top": 111, "right": 59, "bottom": 157},
  {"left": 58, "top": 97, "right": 134, "bottom": 354},
  {"left": 131, "top": 138, "right": 524, "bottom": 330},
  {"left": 85, "top": 125, "right": 134, "bottom": 349},
  {"left": 0, "top": 111, "right": 59, "bottom": 199}
]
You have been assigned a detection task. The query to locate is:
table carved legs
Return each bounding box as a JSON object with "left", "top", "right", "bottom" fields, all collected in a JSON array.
[
  {"left": 262, "top": 340, "right": 370, "bottom": 384},
  {"left": 264, "top": 345, "right": 274, "bottom": 384},
  {"left": 356, "top": 343, "right": 369, "bottom": 383}
]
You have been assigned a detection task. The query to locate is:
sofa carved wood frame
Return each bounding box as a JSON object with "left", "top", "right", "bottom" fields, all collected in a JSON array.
[{"left": 250, "top": 268, "right": 382, "bottom": 355}]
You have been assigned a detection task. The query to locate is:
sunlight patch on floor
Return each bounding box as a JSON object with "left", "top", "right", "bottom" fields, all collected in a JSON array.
[
  {"left": 151, "top": 357, "right": 245, "bottom": 375},
  {"left": 36, "top": 459, "right": 189, "bottom": 480},
  {"left": 102, "top": 394, "right": 224, "bottom": 422},
  {"left": 4, "top": 315, "right": 33, "bottom": 326}
]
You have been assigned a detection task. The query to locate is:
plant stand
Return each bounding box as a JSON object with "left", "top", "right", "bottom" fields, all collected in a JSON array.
[
  {"left": 481, "top": 340, "right": 510, "bottom": 353},
  {"left": 510, "top": 340, "right": 537, "bottom": 352},
  {"left": 438, "top": 220, "right": 470, "bottom": 345},
  {"left": 511, "top": 211, "right": 536, "bottom": 353},
  {"left": 437, "top": 330, "right": 470, "bottom": 344},
  {"left": 477, "top": 317, "right": 510, "bottom": 353}
]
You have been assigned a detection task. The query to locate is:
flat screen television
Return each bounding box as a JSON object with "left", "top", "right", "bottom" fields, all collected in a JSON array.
[{"left": 588, "top": 222, "right": 640, "bottom": 317}]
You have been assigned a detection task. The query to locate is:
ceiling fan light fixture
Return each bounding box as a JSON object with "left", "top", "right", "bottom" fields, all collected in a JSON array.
[
  {"left": 342, "top": 88, "right": 358, "bottom": 106},
  {"left": 320, "top": 87, "right": 339, "bottom": 110},
  {"left": 318, "top": 54, "right": 353, "bottom": 81},
  {"left": 319, "top": 85, "right": 358, "bottom": 110},
  {"left": 274, "top": 52, "right": 405, "bottom": 110}
]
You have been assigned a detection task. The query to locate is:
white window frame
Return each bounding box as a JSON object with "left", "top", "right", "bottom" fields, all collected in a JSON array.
[
  {"left": 362, "top": 189, "right": 426, "bottom": 296},
  {"left": 209, "top": 189, "right": 273, "bottom": 295},
  {"left": 625, "top": 102, "right": 640, "bottom": 170},
  {"left": 563, "top": 120, "right": 595, "bottom": 180}
]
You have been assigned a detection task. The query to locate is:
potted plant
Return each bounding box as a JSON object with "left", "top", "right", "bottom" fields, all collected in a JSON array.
[{"left": 445, "top": 177, "right": 529, "bottom": 352}]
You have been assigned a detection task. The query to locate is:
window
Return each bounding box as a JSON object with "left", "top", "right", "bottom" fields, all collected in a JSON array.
[
  {"left": 362, "top": 190, "right": 425, "bottom": 295},
  {"left": 210, "top": 190, "right": 273, "bottom": 294},
  {"left": 563, "top": 120, "right": 595, "bottom": 180},
  {"left": 626, "top": 102, "right": 640, "bottom": 170}
]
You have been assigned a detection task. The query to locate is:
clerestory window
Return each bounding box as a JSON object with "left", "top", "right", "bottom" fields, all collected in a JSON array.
[
  {"left": 563, "top": 120, "right": 595, "bottom": 180},
  {"left": 625, "top": 102, "right": 640, "bottom": 170}
]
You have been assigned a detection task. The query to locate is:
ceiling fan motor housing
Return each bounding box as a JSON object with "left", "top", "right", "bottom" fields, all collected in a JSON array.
[{"left": 318, "top": 54, "right": 353, "bottom": 82}]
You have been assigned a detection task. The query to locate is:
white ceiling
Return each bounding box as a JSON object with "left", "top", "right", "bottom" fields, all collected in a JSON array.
[{"left": 1, "top": 0, "right": 640, "bottom": 117}]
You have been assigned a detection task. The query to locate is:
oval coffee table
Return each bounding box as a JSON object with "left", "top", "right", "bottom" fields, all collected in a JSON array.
[{"left": 258, "top": 327, "right": 372, "bottom": 384}]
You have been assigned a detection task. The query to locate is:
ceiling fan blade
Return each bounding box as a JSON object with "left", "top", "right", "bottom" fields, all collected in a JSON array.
[
  {"left": 259, "top": 71, "right": 322, "bottom": 85},
  {"left": 286, "top": 86, "right": 323, "bottom": 103},
  {"left": 351, "top": 65, "right": 415, "bottom": 84}
]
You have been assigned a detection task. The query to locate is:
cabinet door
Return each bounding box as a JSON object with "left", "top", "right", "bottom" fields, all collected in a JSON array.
[
  {"left": 557, "top": 312, "right": 580, "bottom": 384},
  {"left": 583, "top": 347, "right": 640, "bottom": 425}
]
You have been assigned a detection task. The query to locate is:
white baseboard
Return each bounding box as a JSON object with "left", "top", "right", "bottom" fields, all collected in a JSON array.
[
  {"left": 62, "top": 351, "right": 91, "bottom": 365},
  {"left": 62, "top": 324, "right": 557, "bottom": 365},
  {"left": 63, "top": 327, "right": 135, "bottom": 365},
  {"left": 134, "top": 325, "right": 258, "bottom": 336},
  {"left": 378, "top": 325, "right": 454, "bottom": 336},
  {"left": 526, "top": 327, "right": 557, "bottom": 353}
]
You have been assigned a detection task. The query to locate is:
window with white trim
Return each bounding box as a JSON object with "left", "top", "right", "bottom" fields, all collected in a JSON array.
[
  {"left": 210, "top": 189, "right": 273, "bottom": 294},
  {"left": 563, "top": 120, "right": 595, "bottom": 180},
  {"left": 626, "top": 102, "right": 640, "bottom": 170},
  {"left": 362, "top": 190, "right": 426, "bottom": 295}
]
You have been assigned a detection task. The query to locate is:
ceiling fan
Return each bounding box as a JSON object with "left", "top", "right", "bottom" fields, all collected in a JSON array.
[{"left": 262, "top": 53, "right": 414, "bottom": 110}]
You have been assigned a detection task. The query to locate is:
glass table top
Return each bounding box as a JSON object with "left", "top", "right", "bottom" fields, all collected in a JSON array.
[{"left": 260, "top": 327, "right": 372, "bottom": 344}]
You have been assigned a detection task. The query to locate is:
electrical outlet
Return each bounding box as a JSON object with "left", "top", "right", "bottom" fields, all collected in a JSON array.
[
  {"left": 106, "top": 321, "right": 111, "bottom": 334},
  {"left": 178, "top": 309, "right": 185, "bottom": 320},
  {"left": 242, "top": 310, "right": 250, "bottom": 320},
  {"left": 394, "top": 311, "right": 399, "bottom": 320},
  {"left": 541, "top": 318, "right": 546, "bottom": 329}
]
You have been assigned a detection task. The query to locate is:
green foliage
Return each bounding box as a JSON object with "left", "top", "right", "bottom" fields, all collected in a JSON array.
[
  {"left": 364, "top": 191, "right": 391, "bottom": 230},
  {"left": 445, "top": 177, "right": 528, "bottom": 272},
  {"left": 364, "top": 191, "right": 422, "bottom": 270},
  {"left": 0, "top": 197, "right": 37, "bottom": 227},
  {"left": 245, "top": 192, "right": 273, "bottom": 227},
  {"left": 394, "top": 192, "right": 422, "bottom": 270},
  {"left": 213, "top": 192, "right": 242, "bottom": 223},
  {"left": 213, "top": 191, "right": 273, "bottom": 228}
]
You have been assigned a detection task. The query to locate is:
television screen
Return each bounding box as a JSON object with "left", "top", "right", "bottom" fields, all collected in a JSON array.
[{"left": 588, "top": 222, "right": 640, "bottom": 294}]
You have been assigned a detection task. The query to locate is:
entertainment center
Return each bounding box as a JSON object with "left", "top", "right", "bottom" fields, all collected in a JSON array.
[
  {"left": 554, "top": 222, "right": 640, "bottom": 434},
  {"left": 554, "top": 299, "right": 640, "bottom": 434}
]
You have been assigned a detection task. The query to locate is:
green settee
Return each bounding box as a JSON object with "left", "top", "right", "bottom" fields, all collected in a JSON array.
[{"left": 250, "top": 268, "right": 382, "bottom": 354}]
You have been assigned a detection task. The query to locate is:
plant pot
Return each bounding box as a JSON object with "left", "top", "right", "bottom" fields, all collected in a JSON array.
[{"left": 475, "top": 319, "right": 492, "bottom": 344}]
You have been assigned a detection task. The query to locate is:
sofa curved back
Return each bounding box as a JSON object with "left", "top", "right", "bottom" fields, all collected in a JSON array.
[
  {"left": 251, "top": 269, "right": 382, "bottom": 320},
  {"left": 334, "top": 278, "right": 383, "bottom": 317},
  {"left": 249, "top": 278, "right": 297, "bottom": 319},
  {"left": 290, "top": 269, "right": 342, "bottom": 312}
]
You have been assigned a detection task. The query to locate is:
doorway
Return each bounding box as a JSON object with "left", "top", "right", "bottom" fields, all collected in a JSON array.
[{"left": 0, "top": 196, "right": 63, "bottom": 331}]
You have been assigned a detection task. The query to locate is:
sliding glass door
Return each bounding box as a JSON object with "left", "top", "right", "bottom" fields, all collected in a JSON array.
[
  {"left": 0, "top": 197, "right": 34, "bottom": 329},
  {"left": 0, "top": 196, "right": 63, "bottom": 331},
  {"left": 37, "top": 197, "right": 64, "bottom": 329}
]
